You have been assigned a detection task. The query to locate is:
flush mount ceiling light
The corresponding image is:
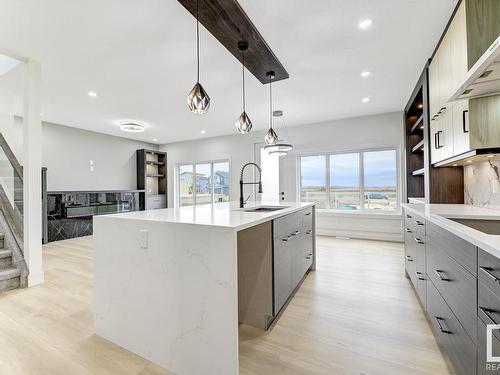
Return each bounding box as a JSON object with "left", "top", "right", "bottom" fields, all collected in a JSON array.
[
  {"left": 358, "top": 18, "right": 373, "bottom": 30},
  {"left": 235, "top": 41, "right": 253, "bottom": 134},
  {"left": 264, "top": 71, "right": 278, "bottom": 145},
  {"left": 187, "top": 0, "right": 210, "bottom": 114},
  {"left": 200, "top": 129, "right": 206, "bottom": 134},
  {"left": 264, "top": 110, "right": 293, "bottom": 156},
  {"left": 362, "top": 97, "right": 371, "bottom": 103},
  {"left": 360, "top": 71, "right": 371, "bottom": 78},
  {"left": 88, "top": 91, "right": 97, "bottom": 98},
  {"left": 119, "top": 121, "right": 145, "bottom": 133}
]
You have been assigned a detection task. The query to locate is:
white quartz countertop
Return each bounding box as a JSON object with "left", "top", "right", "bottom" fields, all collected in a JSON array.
[
  {"left": 94, "top": 201, "right": 315, "bottom": 231},
  {"left": 403, "top": 203, "right": 500, "bottom": 258}
]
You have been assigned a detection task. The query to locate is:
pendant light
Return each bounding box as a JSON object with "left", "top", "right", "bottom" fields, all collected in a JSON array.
[
  {"left": 264, "top": 110, "right": 293, "bottom": 156},
  {"left": 264, "top": 71, "right": 278, "bottom": 144},
  {"left": 235, "top": 41, "right": 252, "bottom": 134},
  {"left": 187, "top": 0, "right": 210, "bottom": 114}
]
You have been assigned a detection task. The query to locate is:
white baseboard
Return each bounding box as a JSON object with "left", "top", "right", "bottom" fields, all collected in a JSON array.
[{"left": 28, "top": 271, "right": 45, "bottom": 287}]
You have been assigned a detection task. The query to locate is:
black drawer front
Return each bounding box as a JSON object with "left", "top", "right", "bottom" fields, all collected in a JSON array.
[
  {"left": 478, "top": 317, "right": 500, "bottom": 375},
  {"left": 427, "top": 241, "right": 477, "bottom": 341},
  {"left": 427, "top": 221, "right": 477, "bottom": 275},
  {"left": 479, "top": 281, "right": 500, "bottom": 342},
  {"left": 427, "top": 281, "right": 476, "bottom": 375},
  {"left": 479, "top": 248, "right": 500, "bottom": 301}
]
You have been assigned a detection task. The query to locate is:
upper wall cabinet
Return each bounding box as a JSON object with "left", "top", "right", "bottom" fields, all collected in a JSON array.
[{"left": 429, "top": 0, "right": 500, "bottom": 165}]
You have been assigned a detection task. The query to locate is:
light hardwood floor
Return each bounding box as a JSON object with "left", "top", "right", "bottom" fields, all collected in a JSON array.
[{"left": 0, "top": 236, "right": 451, "bottom": 375}]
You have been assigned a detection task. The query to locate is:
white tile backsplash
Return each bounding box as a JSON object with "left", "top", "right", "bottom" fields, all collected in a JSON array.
[{"left": 464, "top": 158, "right": 500, "bottom": 210}]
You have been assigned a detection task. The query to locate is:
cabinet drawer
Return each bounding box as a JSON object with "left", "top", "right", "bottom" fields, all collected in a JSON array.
[
  {"left": 146, "top": 195, "right": 166, "bottom": 210},
  {"left": 415, "top": 242, "right": 426, "bottom": 307},
  {"left": 427, "top": 242, "right": 477, "bottom": 341},
  {"left": 478, "top": 248, "right": 500, "bottom": 301},
  {"left": 404, "top": 230, "right": 417, "bottom": 285},
  {"left": 427, "top": 281, "right": 476, "bottom": 375},
  {"left": 478, "top": 317, "right": 500, "bottom": 375},
  {"left": 479, "top": 281, "right": 500, "bottom": 341},
  {"left": 301, "top": 207, "right": 313, "bottom": 229},
  {"left": 273, "top": 238, "right": 292, "bottom": 315},
  {"left": 273, "top": 211, "right": 301, "bottom": 240},
  {"left": 427, "top": 220, "right": 477, "bottom": 275}
]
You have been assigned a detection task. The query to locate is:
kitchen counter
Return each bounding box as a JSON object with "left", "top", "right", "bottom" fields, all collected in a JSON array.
[
  {"left": 403, "top": 203, "right": 500, "bottom": 258},
  {"left": 93, "top": 201, "right": 315, "bottom": 375}
]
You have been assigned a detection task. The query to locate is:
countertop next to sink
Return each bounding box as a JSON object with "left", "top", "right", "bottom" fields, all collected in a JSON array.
[
  {"left": 95, "top": 201, "right": 314, "bottom": 231},
  {"left": 403, "top": 203, "right": 500, "bottom": 259}
]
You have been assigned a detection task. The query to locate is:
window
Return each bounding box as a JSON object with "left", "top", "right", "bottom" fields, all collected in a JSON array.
[
  {"left": 177, "top": 160, "right": 229, "bottom": 206},
  {"left": 299, "top": 149, "right": 398, "bottom": 211}
]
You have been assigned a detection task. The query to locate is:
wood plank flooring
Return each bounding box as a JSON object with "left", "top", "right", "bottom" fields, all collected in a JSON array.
[{"left": 0, "top": 236, "right": 451, "bottom": 375}]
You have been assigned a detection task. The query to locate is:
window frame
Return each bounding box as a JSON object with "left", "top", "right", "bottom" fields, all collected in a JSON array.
[
  {"left": 297, "top": 147, "right": 400, "bottom": 212},
  {"left": 176, "top": 159, "right": 231, "bottom": 207}
]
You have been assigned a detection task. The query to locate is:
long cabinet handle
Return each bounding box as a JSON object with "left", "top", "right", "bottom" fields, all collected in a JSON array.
[
  {"left": 462, "top": 110, "right": 469, "bottom": 133},
  {"left": 415, "top": 271, "right": 425, "bottom": 281},
  {"left": 437, "top": 131, "right": 443, "bottom": 148},
  {"left": 414, "top": 238, "right": 424, "bottom": 245},
  {"left": 434, "top": 132, "right": 438, "bottom": 149},
  {"left": 479, "top": 306, "right": 498, "bottom": 326},
  {"left": 479, "top": 266, "right": 500, "bottom": 284},
  {"left": 434, "top": 317, "right": 452, "bottom": 334},
  {"left": 435, "top": 269, "right": 451, "bottom": 282}
]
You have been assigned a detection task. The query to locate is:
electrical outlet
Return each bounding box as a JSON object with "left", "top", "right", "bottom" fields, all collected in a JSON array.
[{"left": 139, "top": 229, "right": 148, "bottom": 249}]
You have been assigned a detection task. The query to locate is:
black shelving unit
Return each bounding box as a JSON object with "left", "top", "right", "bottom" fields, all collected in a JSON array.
[{"left": 137, "top": 149, "right": 168, "bottom": 210}]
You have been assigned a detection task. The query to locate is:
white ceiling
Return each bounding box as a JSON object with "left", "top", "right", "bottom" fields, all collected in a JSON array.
[{"left": 0, "top": 0, "right": 458, "bottom": 144}]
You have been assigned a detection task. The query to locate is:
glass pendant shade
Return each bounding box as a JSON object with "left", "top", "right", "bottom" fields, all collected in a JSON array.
[
  {"left": 235, "top": 111, "right": 252, "bottom": 133},
  {"left": 187, "top": 82, "right": 210, "bottom": 114},
  {"left": 264, "top": 127, "right": 278, "bottom": 144}
]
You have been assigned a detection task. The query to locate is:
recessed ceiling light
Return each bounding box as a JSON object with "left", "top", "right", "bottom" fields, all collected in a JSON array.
[
  {"left": 88, "top": 91, "right": 97, "bottom": 98},
  {"left": 487, "top": 155, "right": 495, "bottom": 158},
  {"left": 360, "top": 71, "right": 371, "bottom": 78},
  {"left": 201, "top": 130, "right": 206, "bottom": 134},
  {"left": 153, "top": 138, "right": 158, "bottom": 142},
  {"left": 466, "top": 160, "right": 472, "bottom": 163},
  {"left": 361, "top": 97, "right": 371, "bottom": 103},
  {"left": 119, "top": 121, "right": 145, "bottom": 133},
  {"left": 417, "top": 103, "right": 423, "bottom": 109},
  {"left": 453, "top": 164, "right": 458, "bottom": 167},
  {"left": 358, "top": 18, "right": 373, "bottom": 30}
]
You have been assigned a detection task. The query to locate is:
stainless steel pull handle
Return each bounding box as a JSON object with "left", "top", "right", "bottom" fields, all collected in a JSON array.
[
  {"left": 305, "top": 254, "right": 313, "bottom": 260},
  {"left": 434, "top": 317, "right": 452, "bottom": 334},
  {"left": 281, "top": 236, "right": 292, "bottom": 242},
  {"left": 306, "top": 230, "right": 312, "bottom": 235},
  {"left": 415, "top": 271, "right": 425, "bottom": 281},
  {"left": 406, "top": 214, "right": 412, "bottom": 219},
  {"left": 479, "top": 306, "right": 498, "bottom": 325},
  {"left": 415, "top": 220, "right": 424, "bottom": 226},
  {"left": 414, "top": 238, "right": 424, "bottom": 245},
  {"left": 305, "top": 212, "right": 312, "bottom": 216},
  {"left": 406, "top": 255, "right": 414, "bottom": 262},
  {"left": 291, "top": 230, "right": 300, "bottom": 236},
  {"left": 479, "top": 266, "right": 500, "bottom": 284},
  {"left": 462, "top": 110, "right": 469, "bottom": 133},
  {"left": 435, "top": 269, "right": 450, "bottom": 282},
  {"left": 405, "top": 228, "right": 412, "bottom": 233}
]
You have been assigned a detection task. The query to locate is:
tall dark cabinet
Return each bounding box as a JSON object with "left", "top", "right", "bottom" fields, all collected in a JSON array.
[
  {"left": 137, "top": 149, "right": 168, "bottom": 210},
  {"left": 404, "top": 64, "right": 464, "bottom": 204}
]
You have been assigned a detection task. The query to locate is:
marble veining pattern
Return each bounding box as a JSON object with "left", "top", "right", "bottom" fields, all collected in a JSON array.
[{"left": 464, "top": 158, "right": 500, "bottom": 210}]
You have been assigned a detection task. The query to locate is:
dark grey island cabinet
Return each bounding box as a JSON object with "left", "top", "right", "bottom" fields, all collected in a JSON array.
[{"left": 404, "top": 207, "right": 500, "bottom": 375}]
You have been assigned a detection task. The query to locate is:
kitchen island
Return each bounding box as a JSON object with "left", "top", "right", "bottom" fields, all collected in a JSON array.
[{"left": 93, "top": 201, "right": 315, "bottom": 375}]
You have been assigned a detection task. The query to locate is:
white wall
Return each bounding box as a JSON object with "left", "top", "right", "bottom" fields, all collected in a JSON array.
[
  {"left": 2, "top": 117, "right": 157, "bottom": 191},
  {"left": 161, "top": 112, "right": 404, "bottom": 241}
]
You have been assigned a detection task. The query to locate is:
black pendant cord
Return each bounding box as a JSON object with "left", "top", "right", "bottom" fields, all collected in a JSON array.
[
  {"left": 269, "top": 74, "right": 273, "bottom": 130},
  {"left": 196, "top": 0, "right": 200, "bottom": 83},
  {"left": 242, "top": 51, "right": 246, "bottom": 113}
]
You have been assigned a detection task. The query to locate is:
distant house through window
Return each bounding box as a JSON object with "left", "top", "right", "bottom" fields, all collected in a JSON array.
[
  {"left": 178, "top": 160, "right": 230, "bottom": 206},
  {"left": 299, "top": 148, "right": 398, "bottom": 211}
]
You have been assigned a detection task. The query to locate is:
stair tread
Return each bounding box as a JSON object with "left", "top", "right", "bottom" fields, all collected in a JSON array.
[
  {"left": 0, "top": 249, "right": 12, "bottom": 259},
  {"left": 0, "top": 267, "right": 20, "bottom": 281}
]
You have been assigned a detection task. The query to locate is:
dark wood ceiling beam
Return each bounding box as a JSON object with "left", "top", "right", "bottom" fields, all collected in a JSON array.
[{"left": 177, "top": 0, "right": 289, "bottom": 84}]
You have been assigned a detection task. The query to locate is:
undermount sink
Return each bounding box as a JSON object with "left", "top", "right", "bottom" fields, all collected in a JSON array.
[
  {"left": 243, "top": 206, "right": 289, "bottom": 213},
  {"left": 448, "top": 218, "right": 500, "bottom": 235}
]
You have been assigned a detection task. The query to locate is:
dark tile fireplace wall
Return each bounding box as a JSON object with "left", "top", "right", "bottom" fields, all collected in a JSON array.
[{"left": 45, "top": 190, "right": 144, "bottom": 242}]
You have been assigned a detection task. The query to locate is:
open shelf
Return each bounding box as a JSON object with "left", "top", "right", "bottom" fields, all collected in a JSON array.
[
  {"left": 146, "top": 160, "right": 165, "bottom": 166},
  {"left": 410, "top": 114, "right": 424, "bottom": 134},
  {"left": 411, "top": 140, "right": 425, "bottom": 153},
  {"left": 412, "top": 168, "right": 425, "bottom": 176}
]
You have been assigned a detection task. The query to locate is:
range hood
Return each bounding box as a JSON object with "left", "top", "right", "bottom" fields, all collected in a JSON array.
[{"left": 449, "top": 34, "right": 500, "bottom": 101}]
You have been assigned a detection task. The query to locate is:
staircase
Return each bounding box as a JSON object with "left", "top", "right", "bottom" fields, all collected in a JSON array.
[
  {"left": 0, "top": 234, "right": 21, "bottom": 292},
  {"left": 0, "top": 133, "right": 28, "bottom": 293}
]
